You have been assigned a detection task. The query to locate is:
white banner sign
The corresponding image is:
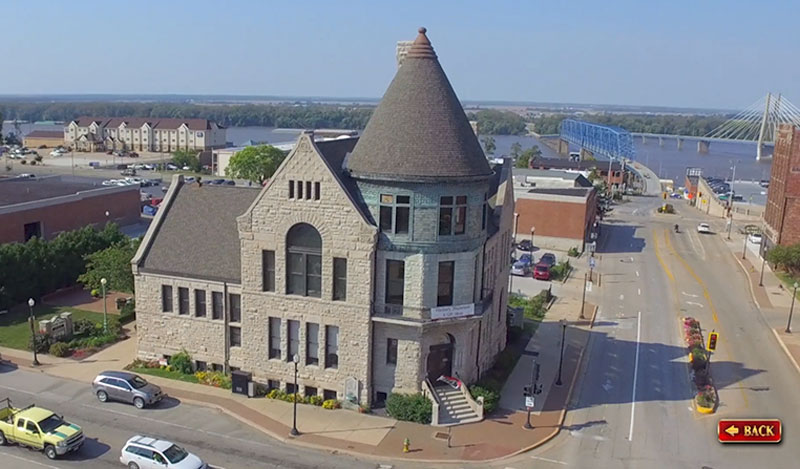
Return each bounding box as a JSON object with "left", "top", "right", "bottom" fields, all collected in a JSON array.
[{"left": 431, "top": 303, "right": 475, "bottom": 320}]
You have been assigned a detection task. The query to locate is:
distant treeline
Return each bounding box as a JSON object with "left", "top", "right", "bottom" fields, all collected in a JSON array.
[
  {"left": 467, "top": 109, "right": 527, "bottom": 135},
  {"left": 528, "top": 113, "right": 730, "bottom": 137}
]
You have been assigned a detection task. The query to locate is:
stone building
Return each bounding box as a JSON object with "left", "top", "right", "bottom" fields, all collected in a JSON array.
[{"left": 132, "top": 28, "right": 514, "bottom": 419}]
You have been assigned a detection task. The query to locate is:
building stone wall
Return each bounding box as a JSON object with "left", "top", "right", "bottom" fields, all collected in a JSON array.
[
  {"left": 371, "top": 322, "right": 423, "bottom": 395},
  {"left": 236, "top": 133, "right": 378, "bottom": 403},
  {"left": 134, "top": 273, "right": 238, "bottom": 368}
]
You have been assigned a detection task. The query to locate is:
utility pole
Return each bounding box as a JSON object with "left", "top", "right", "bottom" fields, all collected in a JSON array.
[
  {"left": 523, "top": 361, "right": 541, "bottom": 430},
  {"left": 580, "top": 272, "right": 588, "bottom": 320}
]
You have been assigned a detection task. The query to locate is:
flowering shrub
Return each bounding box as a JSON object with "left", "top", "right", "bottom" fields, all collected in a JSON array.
[
  {"left": 696, "top": 385, "right": 715, "bottom": 408},
  {"left": 322, "top": 399, "right": 341, "bottom": 410},
  {"left": 194, "top": 371, "right": 231, "bottom": 389},
  {"left": 308, "top": 395, "right": 324, "bottom": 406}
]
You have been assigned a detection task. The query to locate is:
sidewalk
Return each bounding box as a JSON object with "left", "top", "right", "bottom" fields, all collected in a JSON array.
[
  {"left": 724, "top": 232, "right": 800, "bottom": 376},
  {"left": 0, "top": 299, "right": 591, "bottom": 463}
]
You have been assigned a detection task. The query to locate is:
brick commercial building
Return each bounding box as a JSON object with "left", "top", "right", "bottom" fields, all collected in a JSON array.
[
  {"left": 64, "top": 117, "right": 226, "bottom": 153},
  {"left": 132, "top": 28, "right": 514, "bottom": 418},
  {"left": 23, "top": 130, "right": 65, "bottom": 148},
  {"left": 0, "top": 176, "right": 141, "bottom": 244},
  {"left": 763, "top": 124, "right": 800, "bottom": 251},
  {"left": 513, "top": 187, "right": 598, "bottom": 252}
]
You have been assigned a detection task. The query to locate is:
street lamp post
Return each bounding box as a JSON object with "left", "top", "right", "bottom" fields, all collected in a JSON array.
[
  {"left": 290, "top": 354, "right": 300, "bottom": 436},
  {"left": 580, "top": 273, "right": 587, "bottom": 320},
  {"left": 786, "top": 282, "right": 798, "bottom": 334},
  {"left": 28, "top": 298, "right": 40, "bottom": 366},
  {"left": 759, "top": 248, "right": 768, "bottom": 287},
  {"left": 530, "top": 227, "right": 535, "bottom": 250},
  {"left": 742, "top": 233, "right": 748, "bottom": 260},
  {"left": 726, "top": 216, "right": 732, "bottom": 240},
  {"left": 555, "top": 319, "right": 567, "bottom": 386},
  {"left": 100, "top": 278, "right": 108, "bottom": 334}
]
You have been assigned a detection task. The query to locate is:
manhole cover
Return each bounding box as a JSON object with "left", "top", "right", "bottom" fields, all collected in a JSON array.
[{"left": 433, "top": 432, "right": 449, "bottom": 440}]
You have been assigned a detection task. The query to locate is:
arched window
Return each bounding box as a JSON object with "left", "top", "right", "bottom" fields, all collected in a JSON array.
[{"left": 286, "top": 223, "right": 322, "bottom": 297}]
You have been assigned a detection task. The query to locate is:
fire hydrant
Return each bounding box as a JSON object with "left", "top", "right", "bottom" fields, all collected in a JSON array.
[{"left": 403, "top": 437, "right": 410, "bottom": 453}]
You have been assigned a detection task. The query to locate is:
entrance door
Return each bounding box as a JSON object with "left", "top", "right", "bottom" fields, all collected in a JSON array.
[{"left": 426, "top": 343, "right": 453, "bottom": 383}]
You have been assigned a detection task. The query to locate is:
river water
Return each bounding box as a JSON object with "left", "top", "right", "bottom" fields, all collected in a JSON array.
[{"left": 10, "top": 122, "right": 772, "bottom": 189}]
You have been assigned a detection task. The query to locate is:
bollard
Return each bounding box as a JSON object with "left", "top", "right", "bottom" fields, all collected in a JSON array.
[{"left": 403, "top": 437, "right": 410, "bottom": 453}]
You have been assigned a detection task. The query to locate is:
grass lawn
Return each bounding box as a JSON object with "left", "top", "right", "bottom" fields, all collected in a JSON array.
[
  {"left": 0, "top": 305, "right": 106, "bottom": 350},
  {"left": 129, "top": 366, "right": 199, "bottom": 384},
  {"left": 775, "top": 271, "right": 800, "bottom": 299}
]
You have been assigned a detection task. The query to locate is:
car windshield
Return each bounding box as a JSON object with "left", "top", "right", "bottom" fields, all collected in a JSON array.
[
  {"left": 536, "top": 265, "right": 547, "bottom": 271},
  {"left": 163, "top": 444, "right": 189, "bottom": 463},
  {"left": 38, "top": 414, "right": 64, "bottom": 433},
  {"left": 129, "top": 375, "right": 149, "bottom": 389}
]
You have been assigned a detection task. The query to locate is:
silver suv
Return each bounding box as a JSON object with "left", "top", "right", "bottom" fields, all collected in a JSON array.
[{"left": 92, "top": 371, "right": 164, "bottom": 409}]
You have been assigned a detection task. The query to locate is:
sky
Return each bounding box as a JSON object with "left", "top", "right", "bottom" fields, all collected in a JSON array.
[{"left": 3, "top": 0, "right": 800, "bottom": 110}]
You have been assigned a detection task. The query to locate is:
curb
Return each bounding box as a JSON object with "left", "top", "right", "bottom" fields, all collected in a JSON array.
[
  {"left": 771, "top": 328, "right": 800, "bottom": 377},
  {"left": 730, "top": 252, "right": 764, "bottom": 310}
]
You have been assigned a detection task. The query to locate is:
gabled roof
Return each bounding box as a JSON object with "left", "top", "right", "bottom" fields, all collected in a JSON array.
[
  {"left": 24, "top": 130, "right": 63, "bottom": 139},
  {"left": 71, "top": 117, "right": 223, "bottom": 131},
  {"left": 137, "top": 180, "right": 259, "bottom": 283},
  {"left": 346, "top": 28, "right": 492, "bottom": 182}
]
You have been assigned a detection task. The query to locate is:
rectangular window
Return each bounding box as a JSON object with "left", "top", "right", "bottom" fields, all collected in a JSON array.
[
  {"left": 306, "top": 322, "right": 319, "bottom": 366},
  {"left": 297, "top": 180, "right": 303, "bottom": 199},
  {"left": 307, "top": 254, "right": 322, "bottom": 297},
  {"left": 268, "top": 379, "right": 280, "bottom": 390},
  {"left": 194, "top": 289, "right": 206, "bottom": 317},
  {"left": 304, "top": 386, "right": 318, "bottom": 398},
  {"left": 385, "top": 260, "right": 405, "bottom": 305},
  {"left": 454, "top": 196, "right": 467, "bottom": 235},
  {"left": 211, "top": 291, "right": 223, "bottom": 320},
  {"left": 195, "top": 360, "right": 207, "bottom": 371},
  {"left": 314, "top": 182, "right": 320, "bottom": 200},
  {"left": 269, "top": 317, "right": 281, "bottom": 359},
  {"left": 379, "top": 194, "right": 393, "bottom": 232},
  {"left": 161, "top": 285, "right": 173, "bottom": 312},
  {"left": 229, "top": 293, "right": 241, "bottom": 323},
  {"left": 439, "top": 196, "right": 453, "bottom": 236},
  {"left": 325, "top": 326, "right": 339, "bottom": 369},
  {"left": 229, "top": 326, "right": 241, "bottom": 347},
  {"left": 333, "top": 258, "right": 347, "bottom": 301},
  {"left": 386, "top": 338, "right": 398, "bottom": 365},
  {"left": 286, "top": 383, "right": 296, "bottom": 394},
  {"left": 395, "top": 195, "right": 410, "bottom": 234},
  {"left": 437, "top": 261, "right": 455, "bottom": 307},
  {"left": 178, "top": 287, "right": 189, "bottom": 315},
  {"left": 287, "top": 320, "right": 299, "bottom": 361},
  {"left": 305, "top": 181, "right": 312, "bottom": 200},
  {"left": 323, "top": 389, "right": 337, "bottom": 401},
  {"left": 211, "top": 363, "right": 223, "bottom": 372},
  {"left": 262, "top": 250, "right": 275, "bottom": 292},
  {"left": 289, "top": 180, "right": 295, "bottom": 198},
  {"left": 287, "top": 253, "right": 304, "bottom": 295}
]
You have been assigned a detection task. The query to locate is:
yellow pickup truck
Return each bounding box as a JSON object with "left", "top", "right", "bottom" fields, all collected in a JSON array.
[{"left": 0, "top": 398, "right": 84, "bottom": 459}]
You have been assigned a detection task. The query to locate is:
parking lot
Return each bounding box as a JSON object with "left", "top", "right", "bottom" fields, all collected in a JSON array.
[{"left": 509, "top": 245, "right": 576, "bottom": 298}]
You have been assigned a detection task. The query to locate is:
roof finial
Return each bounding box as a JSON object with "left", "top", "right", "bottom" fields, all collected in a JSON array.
[{"left": 408, "top": 26, "right": 436, "bottom": 59}]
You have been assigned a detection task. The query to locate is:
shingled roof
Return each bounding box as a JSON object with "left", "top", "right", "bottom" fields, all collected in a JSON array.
[
  {"left": 346, "top": 27, "right": 493, "bottom": 182},
  {"left": 138, "top": 182, "right": 259, "bottom": 283}
]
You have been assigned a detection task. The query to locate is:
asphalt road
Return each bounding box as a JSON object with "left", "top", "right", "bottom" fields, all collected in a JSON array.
[
  {"left": 0, "top": 368, "right": 381, "bottom": 469},
  {"left": 517, "top": 196, "right": 800, "bottom": 469}
]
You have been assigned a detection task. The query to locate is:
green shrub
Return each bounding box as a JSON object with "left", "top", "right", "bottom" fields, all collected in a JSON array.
[
  {"left": 267, "top": 388, "right": 287, "bottom": 400},
  {"left": 322, "top": 399, "right": 341, "bottom": 410},
  {"left": 469, "top": 385, "right": 499, "bottom": 414},
  {"left": 168, "top": 350, "right": 194, "bottom": 375},
  {"left": 568, "top": 247, "right": 580, "bottom": 257},
  {"left": 309, "top": 395, "right": 324, "bottom": 406},
  {"left": 28, "top": 334, "right": 53, "bottom": 353},
  {"left": 550, "top": 260, "right": 571, "bottom": 281},
  {"left": 385, "top": 393, "right": 432, "bottom": 424},
  {"left": 120, "top": 301, "right": 136, "bottom": 323},
  {"left": 73, "top": 318, "right": 96, "bottom": 336},
  {"left": 49, "top": 342, "right": 71, "bottom": 357}
]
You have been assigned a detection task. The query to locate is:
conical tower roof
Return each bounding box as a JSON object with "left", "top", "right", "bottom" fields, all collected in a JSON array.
[{"left": 347, "top": 27, "right": 493, "bottom": 182}]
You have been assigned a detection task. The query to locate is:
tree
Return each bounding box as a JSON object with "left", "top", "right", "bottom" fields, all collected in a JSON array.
[
  {"left": 78, "top": 238, "right": 141, "bottom": 294},
  {"left": 482, "top": 136, "right": 496, "bottom": 156},
  {"left": 225, "top": 145, "right": 287, "bottom": 184},
  {"left": 510, "top": 142, "right": 522, "bottom": 159},
  {"left": 767, "top": 244, "right": 800, "bottom": 275},
  {"left": 514, "top": 145, "right": 542, "bottom": 168},
  {"left": 171, "top": 150, "right": 201, "bottom": 172}
]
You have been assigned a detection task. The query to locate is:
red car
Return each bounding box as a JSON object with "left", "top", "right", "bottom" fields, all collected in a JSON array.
[{"left": 533, "top": 262, "right": 551, "bottom": 280}]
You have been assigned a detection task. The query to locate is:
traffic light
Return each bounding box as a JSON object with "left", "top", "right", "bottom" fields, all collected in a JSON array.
[{"left": 708, "top": 331, "right": 719, "bottom": 351}]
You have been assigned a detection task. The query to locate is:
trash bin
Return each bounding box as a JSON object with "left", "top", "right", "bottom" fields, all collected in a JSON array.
[{"left": 231, "top": 370, "right": 252, "bottom": 396}]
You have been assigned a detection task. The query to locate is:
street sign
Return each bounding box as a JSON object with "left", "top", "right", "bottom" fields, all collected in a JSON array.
[
  {"left": 587, "top": 241, "right": 597, "bottom": 253},
  {"left": 589, "top": 257, "right": 596, "bottom": 269},
  {"left": 525, "top": 396, "right": 535, "bottom": 408},
  {"left": 587, "top": 281, "right": 593, "bottom": 292}
]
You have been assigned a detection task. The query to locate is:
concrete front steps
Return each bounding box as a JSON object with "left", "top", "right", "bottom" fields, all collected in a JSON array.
[{"left": 434, "top": 385, "right": 482, "bottom": 426}]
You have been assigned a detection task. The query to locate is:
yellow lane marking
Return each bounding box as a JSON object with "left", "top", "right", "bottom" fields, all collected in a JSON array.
[
  {"left": 663, "top": 228, "right": 749, "bottom": 409},
  {"left": 663, "top": 229, "right": 719, "bottom": 323},
  {"left": 652, "top": 229, "right": 674, "bottom": 282}
]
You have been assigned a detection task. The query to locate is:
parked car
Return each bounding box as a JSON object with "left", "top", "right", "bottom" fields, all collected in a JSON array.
[
  {"left": 0, "top": 398, "right": 84, "bottom": 459},
  {"left": 224, "top": 180, "right": 235, "bottom": 185},
  {"left": 209, "top": 179, "right": 226, "bottom": 185},
  {"left": 697, "top": 223, "right": 711, "bottom": 234},
  {"left": 49, "top": 150, "right": 64, "bottom": 157},
  {"left": 533, "top": 262, "right": 551, "bottom": 280},
  {"left": 128, "top": 152, "right": 139, "bottom": 158},
  {"left": 510, "top": 261, "right": 530, "bottom": 276},
  {"left": 92, "top": 371, "right": 164, "bottom": 409},
  {"left": 102, "top": 179, "right": 119, "bottom": 186},
  {"left": 121, "top": 169, "right": 136, "bottom": 176},
  {"left": 18, "top": 173, "right": 35, "bottom": 179},
  {"left": 184, "top": 176, "right": 196, "bottom": 184},
  {"left": 748, "top": 233, "right": 763, "bottom": 244},
  {"left": 517, "top": 253, "right": 533, "bottom": 267},
  {"left": 516, "top": 239, "right": 533, "bottom": 251},
  {"left": 120, "top": 435, "right": 206, "bottom": 469},
  {"left": 166, "top": 163, "right": 178, "bottom": 170},
  {"left": 538, "top": 253, "right": 557, "bottom": 268}
]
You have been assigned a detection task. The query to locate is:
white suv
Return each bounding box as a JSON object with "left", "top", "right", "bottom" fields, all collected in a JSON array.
[{"left": 120, "top": 435, "right": 207, "bottom": 469}]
